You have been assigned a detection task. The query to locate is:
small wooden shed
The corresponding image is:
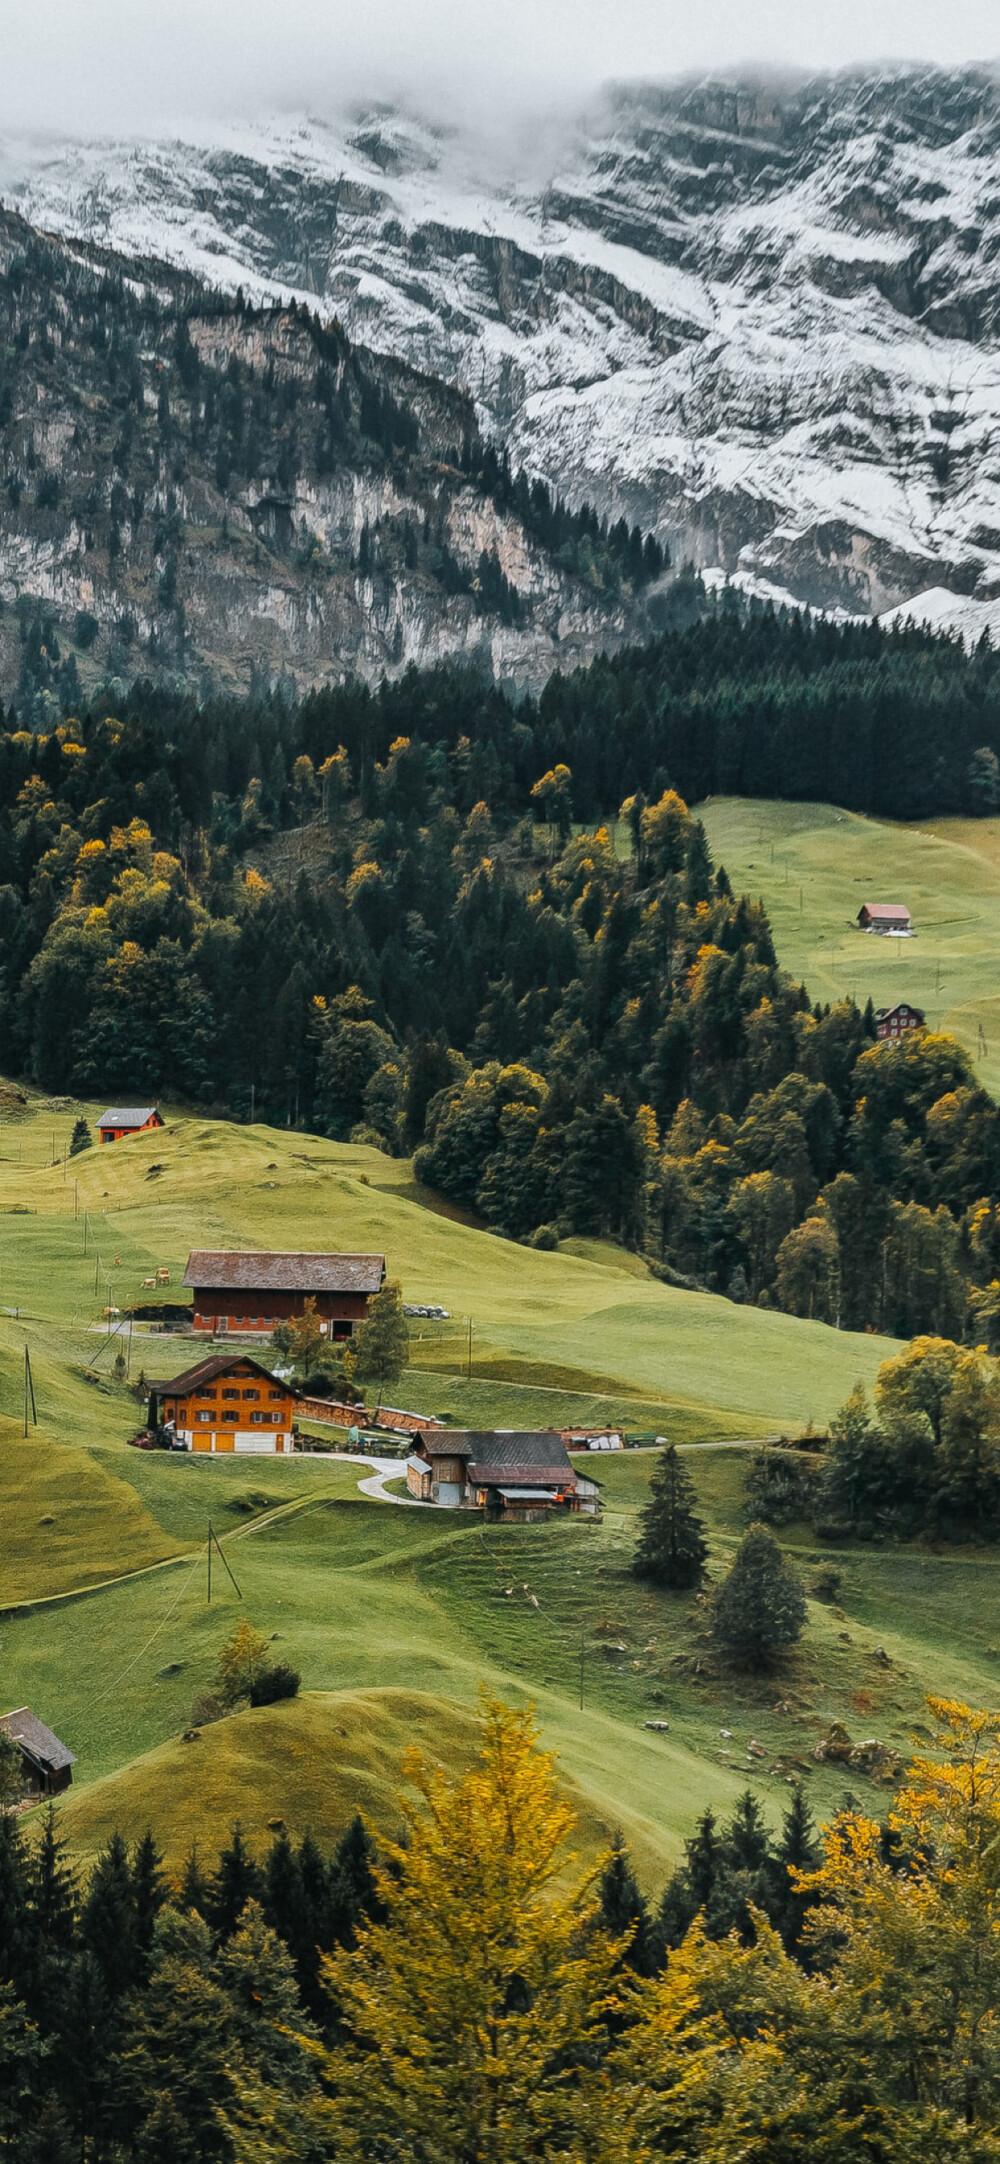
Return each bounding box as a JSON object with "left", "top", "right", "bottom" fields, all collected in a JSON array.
[{"left": 0, "top": 1707, "right": 76, "bottom": 1797}]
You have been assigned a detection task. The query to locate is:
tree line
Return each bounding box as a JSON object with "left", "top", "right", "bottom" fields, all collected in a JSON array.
[{"left": 0, "top": 1693, "right": 997, "bottom": 2160}]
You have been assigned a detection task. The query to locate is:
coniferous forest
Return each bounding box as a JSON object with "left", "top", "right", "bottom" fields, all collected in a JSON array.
[
  {"left": 0, "top": 1696, "right": 998, "bottom": 2163},
  {"left": 3, "top": 596, "right": 1000, "bottom": 1358}
]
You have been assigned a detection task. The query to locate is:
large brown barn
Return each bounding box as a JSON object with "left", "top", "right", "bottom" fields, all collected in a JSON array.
[{"left": 183, "top": 1250, "right": 385, "bottom": 1337}]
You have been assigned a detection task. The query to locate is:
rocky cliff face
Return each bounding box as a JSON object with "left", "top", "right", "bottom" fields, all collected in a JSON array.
[
  {"left": 7, "top": 64, "right": 1000, "bottom": 625},
  {"left": 0, "top": 209, "right": 666, "bottom": 706}
]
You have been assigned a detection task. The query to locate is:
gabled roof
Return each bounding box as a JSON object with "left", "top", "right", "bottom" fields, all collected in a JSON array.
[
  {"left": 97, "top": 1106, "right": 160, "bottom": 1128},
  {"left": 150, "top": 1353, "right": 299, "bottom": 1399},
  {"left": 183, "top": 1250, "right": 385, "bottom": 1295},
  {"left": 876, "top": 1002, "right": 926, "bottom": 1022},
  {"left": 1, "top": 1706, "right": 75, "bottom": 1774},
  {"left": 859, "top": 902, "right": 910, "bottom": 920}
]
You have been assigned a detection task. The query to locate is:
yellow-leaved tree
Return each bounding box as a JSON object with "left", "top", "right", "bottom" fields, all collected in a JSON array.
[{"left": 302, "top": 1696, "right": 624, "bottom": 2163}]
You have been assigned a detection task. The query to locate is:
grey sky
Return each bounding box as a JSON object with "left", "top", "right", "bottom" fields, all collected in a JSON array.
[{"left": 0, "top": 0, "right": 998, "bottom": 135}]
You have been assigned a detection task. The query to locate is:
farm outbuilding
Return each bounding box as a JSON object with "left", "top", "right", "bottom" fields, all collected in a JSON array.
[
  {"left": 406, "top": 1430, "right": 601, "bottom": 1518},
  {"left": 0, "top": 1707, "right": 76, "bottom": 1797},
  {"left": 97, "top": 1105, "right": 164, "bottom": 1144},
  {"left": 857, "top": 903, "right": 912, "bottom": 933},
  {"left": 183, "top": 1250, "right": 385, "bottom": 1336}
]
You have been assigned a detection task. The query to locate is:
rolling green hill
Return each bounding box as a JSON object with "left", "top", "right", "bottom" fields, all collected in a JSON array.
[
  {"left": 699, "top": 798, "right": 1000, "bottom": 1097},
  {"left": 2, "top": 1081, "right": 996, "bottom": 1882}
]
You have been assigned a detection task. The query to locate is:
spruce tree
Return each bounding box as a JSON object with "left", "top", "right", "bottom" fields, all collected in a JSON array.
[
  {"left": 68, "top": 1116, "right": 91, "bottom": 1157},
  {"left": 132, "top": 1832, "right": 167, "bottom": 1967},
  {"left": 210, "top": 1827, "right": 261, "bottom": 1940},
  {"left": 711, "top": 1523, "right": 807, "bottom": 1670},
  {"left": 773, "top": 1783, "right": 819, "bottom": 1955},
  {"left": 596, "top": 1830, "right": 653, "bottom": 1974},
  {"left": 80, "top": 1833, "right": 138, "bottom": 1997},
  {"left": 633, "top": 1442, "right": 708, "bottom": 1589}
]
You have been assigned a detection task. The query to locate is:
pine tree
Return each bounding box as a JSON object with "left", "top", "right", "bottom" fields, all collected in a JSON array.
[
  {"left": 633, "top": 1442, "right": 708, "bottom": 1589},
  {"left": 68, "top": 1115, "right": 91, "bottom": 1156},
  {"left": 596, "top": 1830, "right": 653, "bottom": 1974},
  {"left": 132, "top": 1832, "right": 167, "bottom": 1966},
  {"left": 178, "top": 1846, "right": 209, "bottom": 1919},
  {"left": 773, "top": 1783, "right": 819, "bottom": 1955},
  {"left": 81, "top": 1833, "right": 138, "bottom": 1997},
  {"left": 711, "top": 1523, "right": 807, "bottom": 1669},
  {"left": 328, "top": 1813, "right": 382, "bottom": 1948},
  {"left": 211, "top": 1827, "right": 261, "bottom": 1939}
]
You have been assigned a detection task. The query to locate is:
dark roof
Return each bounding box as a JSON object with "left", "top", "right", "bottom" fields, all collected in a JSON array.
[
  {"left": 876, "top": 1003, "right": 925, "bottom": 1021},
  {"left": 183, "top": 1250, "right": 385, "bottom": 1294},
  {"left": 150, "top": 1353, "right": 299, "bottom": 1399},
  {"left": 1, "top": 1707, "right": 75, "bottom": 1774},
  {"left": 97, "top": 1106, "right": 160, "bottom": 1128},
  {"left": 415, "top": 1430, "right": 576, "bottom": 1478}
]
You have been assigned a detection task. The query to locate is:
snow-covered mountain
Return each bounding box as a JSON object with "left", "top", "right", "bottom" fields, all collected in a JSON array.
[{"left": 8, "top": 65, "right": 1000, "bottom": 623}]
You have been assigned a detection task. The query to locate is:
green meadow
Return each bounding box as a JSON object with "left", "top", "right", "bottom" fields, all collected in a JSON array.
[
  {"left": 0, "top": 1082, "right": 996, "bottom": 1882},
  {"left": 699, "top": 798, "right": 1000, "bottom": 1097}
]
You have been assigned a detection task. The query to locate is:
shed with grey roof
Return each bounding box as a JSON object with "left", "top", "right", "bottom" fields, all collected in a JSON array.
[{"left": 1, "top": 1707, "right": 76, "bottom": 1796}]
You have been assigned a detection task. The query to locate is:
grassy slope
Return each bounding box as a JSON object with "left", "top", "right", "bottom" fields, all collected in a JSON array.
[
  {"left": 3, "top": 1087, "right": 995, "bottom": 1884},
  {"left": 698, "top": 799, "right": 1000, "bottom": 1097}
]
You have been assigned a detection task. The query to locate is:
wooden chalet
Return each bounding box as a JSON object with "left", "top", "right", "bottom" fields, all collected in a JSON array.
[
  {"left": 96, "top": 1105, "right": 164, "bottom": 1144},
  {"left": 875, "top": 1001, "right": 926, "bottom": 1041},
  {"left": 148, "top": 1352, "right": 299, "bottom": 1454},
  {"left": 183, "top": 1250, "right": 386, "bottom": 1337},
  {"left": 406, "top": 1430, "right": 601, "bottom": 1520},
  {"left": 857, "top": 902, "right": 912, "bottom": 934},
  {"left": 1, "top": 1707, "right": 75, "bottom": 1798}
]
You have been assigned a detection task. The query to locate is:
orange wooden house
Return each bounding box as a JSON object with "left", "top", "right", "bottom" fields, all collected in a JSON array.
[
  {"left": 97, "top": 1105, "right": 164, "bottom": 1145},
  {"left": 147, "top": 1353, "right": 299, "bottom": 1454}
]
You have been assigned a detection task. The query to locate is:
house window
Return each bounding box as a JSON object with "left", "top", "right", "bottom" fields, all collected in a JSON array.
[
  {"left": 197, "top": 1411, "right": 212, "bottom": 1424},
  {"left": 271, "top": 1412, "right": 281, "bottom": 1424},
  {"left": 222, "top": 1388, "right": 240, "bottom": 1400},
  {"left": 267, "top": 1388, "right": 283, "bottom": 1401},
  {"left": 222, "top": 1410, "right": 239, "bottom": 1423},
  {"left": 242, "top": 1389, "right": 259, "bottom": 1400},
  {"left": 251, "top": 1412, "right": 263, "bottom": 1425}
]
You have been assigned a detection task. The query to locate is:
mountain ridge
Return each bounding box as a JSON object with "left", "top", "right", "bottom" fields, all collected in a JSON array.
[{"left": 7, "top": 64, "right": 1000, "bottom": 627}]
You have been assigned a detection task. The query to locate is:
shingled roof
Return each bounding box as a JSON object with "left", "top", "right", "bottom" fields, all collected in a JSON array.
[
  {"left": 97, "top": 1106, "right": 160, "bottom": 1129},
  {"left": 417, "top": 1430, "right": 576, "bottom": 1484},
  {"left": 150, "top": 1352, "right": 298, "bottom": 1399},
  {"left": 183, "top": 1251, "right": 386, "bottom": 1295},
  {"left": 1, "top": 1707, "right": 75, "bottom": 1776}
]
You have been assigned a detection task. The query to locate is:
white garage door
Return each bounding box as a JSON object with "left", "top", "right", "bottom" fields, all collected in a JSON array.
[{"left": 234, "top": 1432, "right": 282, "bottom": 1453}]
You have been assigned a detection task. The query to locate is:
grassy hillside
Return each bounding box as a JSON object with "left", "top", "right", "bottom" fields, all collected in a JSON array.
[
  {"left": 3, "top": 1081, "right": 995, "bottom": 1884},
  {"left": 699, "top": 798, "right": 1000, "bottom": 1097},
  {"left": 0, "top": 1090, "right": 895, "bottom": 1471}
]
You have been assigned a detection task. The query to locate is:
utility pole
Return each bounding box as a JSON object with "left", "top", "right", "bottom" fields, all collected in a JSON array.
[
  {"left": 579, "top": 1632, "right": 585, "bottom": 1711},
  {"left": 467, "top": 1315, "right": 473, "bottom": 1381},
  {"left": 23, "top": 1346, "right": 37, "bottom": 1437}
]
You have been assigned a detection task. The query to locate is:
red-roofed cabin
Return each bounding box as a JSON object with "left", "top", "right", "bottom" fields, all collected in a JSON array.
[
  {"left": 857, "top": 903, "right": 912, "bottom": 934},
  {"left": 97, "top": 1105, "right": 164, "bottom": 1144},
  {"left": 183, "top": 1249, "right": 386, "bottom": 1337}
]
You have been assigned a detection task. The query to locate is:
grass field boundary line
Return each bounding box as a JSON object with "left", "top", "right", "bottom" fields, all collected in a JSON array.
[
  {"left": 89, "top": 1550, "right": 204, "bottom": 1708},
  {"left": 2, "top": 1546, "right": 190, "bottom": 1619}
]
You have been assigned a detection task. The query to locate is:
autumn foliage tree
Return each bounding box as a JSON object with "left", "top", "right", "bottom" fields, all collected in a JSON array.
[{"left": 303, "top": 1697, "right": 622, "bottom": 2162}]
